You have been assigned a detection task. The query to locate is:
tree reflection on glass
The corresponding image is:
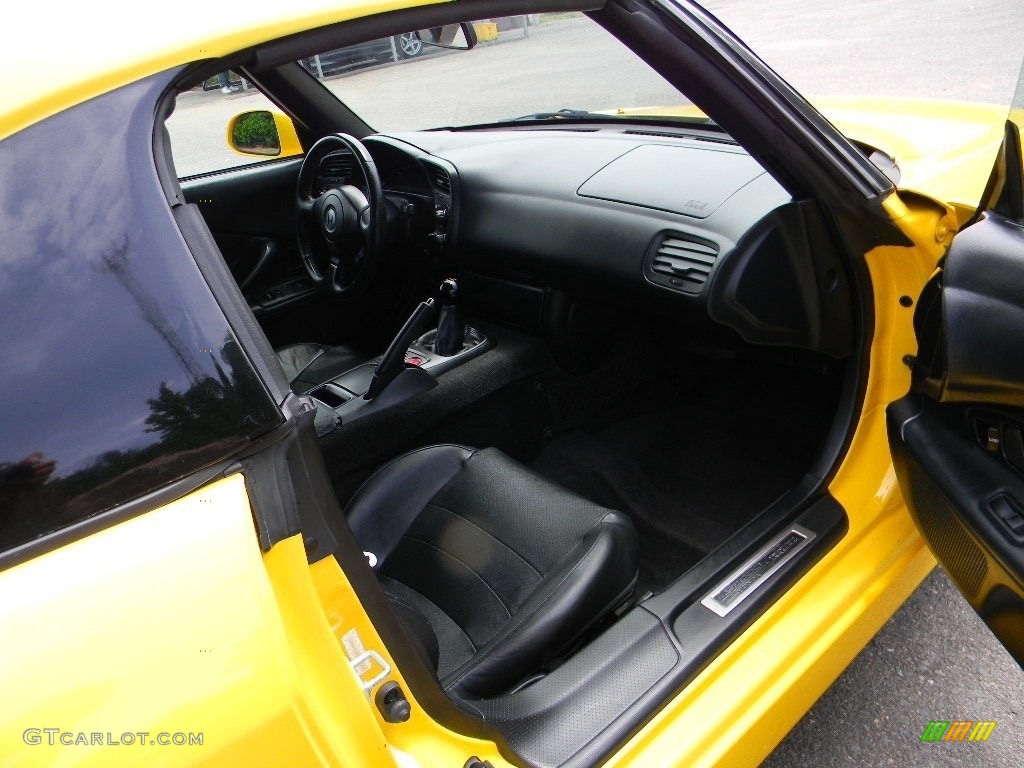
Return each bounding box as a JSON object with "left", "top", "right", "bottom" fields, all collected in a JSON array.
[{"left": 0, "top": 337, "right": 278, "bottom": 550}]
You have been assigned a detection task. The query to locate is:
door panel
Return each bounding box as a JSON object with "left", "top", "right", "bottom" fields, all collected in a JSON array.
[
  {"left": 182, "top": 158, "right": 318, "bottom": 319},
  {"left": 889, "top": 395, "right": 1024, "bottom": 661},
  {"left": 178, "top": 155, "right": 404, "bottom": 352},
  {"left": 183, "top": 156, "right": 299, "bottom": 236},
  {"left": 888, "top": 135, "right": 1024, "bottom": 664},
  {"left": 926, "top": 213, "right": 1024, "bottom": 407}
]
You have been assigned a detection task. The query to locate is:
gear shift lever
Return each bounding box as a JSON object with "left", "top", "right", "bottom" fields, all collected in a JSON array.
[{"left": 434, "top": 278, "right": 465, "bottom": 356}]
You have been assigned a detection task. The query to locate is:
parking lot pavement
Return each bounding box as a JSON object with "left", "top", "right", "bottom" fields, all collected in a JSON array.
[
  {"left": 705, "top": 0, "right": 1024, "bottom": 106},
  {"left": 761, "top": 568, "right": 1024, "bottom": 767}
]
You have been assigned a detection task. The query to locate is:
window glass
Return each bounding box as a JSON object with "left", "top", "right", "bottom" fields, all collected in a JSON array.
[
  {"left": 1013, "top": 58, "right": 1024, "bottom": 115},
  {"left": 0, "top": 75, "right": 282, "bottom": 556},
  {"left": 165, "top": 16, "right": 697, "bottom": 175},
  {"left": 285, "top": 5, "right": 1023, "bottom": 131},
  {"left": 166, "top": 74, "right": 281, "bottom": 177},
  {"left": 164, "top": 5, "right": 1024, "bottom": 177}
]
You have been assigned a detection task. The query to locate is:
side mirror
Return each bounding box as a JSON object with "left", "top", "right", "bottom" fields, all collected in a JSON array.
[
  {"left": 227, "top": 110, "right": 303, "bottom": 158},
  {"left": 416, "top": 22, "right": 477, "bottom": 51}
]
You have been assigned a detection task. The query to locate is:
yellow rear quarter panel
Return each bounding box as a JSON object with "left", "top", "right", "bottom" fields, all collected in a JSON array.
[{"left": 0, "top": 475, "right": 367, "bottom": 767}]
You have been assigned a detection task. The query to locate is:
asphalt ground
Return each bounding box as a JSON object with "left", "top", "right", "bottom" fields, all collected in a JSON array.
[
  {"left": 762, "top": 568, "right": 1024, "bottom": 767},
  {"left": 705, "top": 0, "right": 1023, "bottom": 106},
  {"left": 162, "top": 4, "right": 1024, "bottom": 766}
]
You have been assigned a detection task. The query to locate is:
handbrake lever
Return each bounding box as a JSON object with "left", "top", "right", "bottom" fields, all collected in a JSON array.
[{"left": 364, "top": 298, "right": 438, "bottom": 400}]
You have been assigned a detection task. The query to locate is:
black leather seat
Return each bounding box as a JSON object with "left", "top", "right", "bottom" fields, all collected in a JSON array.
[
  {"left": 346, "top": 444, "right": 638, "bottom": 699},
  {"left": 276, "top": 342, "right": 367, "bottom": 395}
]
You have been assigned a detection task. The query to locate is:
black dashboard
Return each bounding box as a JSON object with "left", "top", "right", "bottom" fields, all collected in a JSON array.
[
  {"left": 349, "top": 126, "right": 853, "bottom": 358},
  {"left": 376, "top": 129, "right": 788, "bottom": 293}
]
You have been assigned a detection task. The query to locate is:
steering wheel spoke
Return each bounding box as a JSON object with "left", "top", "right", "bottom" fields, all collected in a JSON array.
[
  {"left": 295, "top": 134, "right": 386, "bottom": 299},
  {"left": 323, "top": 238, "right": 341, "bottom": 266},
  {"left": 296, "top": 195, "right": 317, "bottom": 216},
  {"left": 340, "top": 185, "right": 372, "bottom": 235}
]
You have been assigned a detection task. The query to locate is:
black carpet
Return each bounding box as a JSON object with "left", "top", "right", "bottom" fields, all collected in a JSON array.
[{"left": 530, "top": 357, "right": 840, "bottom": 593}]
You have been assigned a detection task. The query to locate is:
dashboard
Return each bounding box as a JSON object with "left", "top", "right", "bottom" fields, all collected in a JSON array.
[
  {"left": 376, "top": 128, "right": 789, "bottom": 297},
  {"left": 318, "top": 139, "right": 457, "bottom": 258},
  {"left": 326, "top": 126, "right": 854, "bottom": 359}
]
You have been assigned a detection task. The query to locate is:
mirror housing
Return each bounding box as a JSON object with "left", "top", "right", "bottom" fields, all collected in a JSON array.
[
  {"left": 227, "top": 110, "right": 303, "bottom": 158},
  {"left": 417, "top": 22, "right": 477, "bottom": 51}
]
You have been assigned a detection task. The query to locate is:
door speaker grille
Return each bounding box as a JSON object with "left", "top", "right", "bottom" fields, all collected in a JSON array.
[{"left": 908, "top": 462, "right": 987, "bottom": 599}]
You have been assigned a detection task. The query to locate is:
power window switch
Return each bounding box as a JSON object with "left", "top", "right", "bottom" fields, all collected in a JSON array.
[{"left": 989, "top": 494, "right": 1024, "bottom": 540}]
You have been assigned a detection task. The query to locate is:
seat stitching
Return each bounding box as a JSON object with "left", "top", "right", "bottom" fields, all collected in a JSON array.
[
  {"left": 426, "top": 502, "right": 544, "bottom": 578},
  {"left": 443, "top": 523, "right": 608, "bottom": 691},
  {"left": 397, "top": 535, "right": 514, "bottom": 620}
]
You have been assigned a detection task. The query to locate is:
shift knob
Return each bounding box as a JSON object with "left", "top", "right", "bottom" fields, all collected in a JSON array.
[{"left": 435, "top": 278, "right": 465, "bottom": 356}]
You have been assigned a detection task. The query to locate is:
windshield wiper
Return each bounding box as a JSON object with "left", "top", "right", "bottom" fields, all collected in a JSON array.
[
  {"left": 440, "top": 110, "right": 728, "bottom": 136},
  {"left": 500, "top": 108, "right": 604, "bottom": 122}
]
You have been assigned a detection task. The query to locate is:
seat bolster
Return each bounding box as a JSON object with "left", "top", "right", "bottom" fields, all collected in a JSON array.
[
  {"left": 346, "top": 444, "right": 476, "bottom": 569},
  {"left": 443, "top": 511, "right": 638, "bottom": 699},
  {"left": 385, "top": 590, "right": 441, "bottom": 672}
]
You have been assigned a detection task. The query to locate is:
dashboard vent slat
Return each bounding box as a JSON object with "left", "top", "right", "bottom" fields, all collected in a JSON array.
[
  {"left": 428, "top": 165, "right": 452, "bottom": 195},
  {"left": 319, "top": 152, "right": 354, "bottom": 180},
  {"left": 645, "top": 233, "right": 720, "bottom": 293}
]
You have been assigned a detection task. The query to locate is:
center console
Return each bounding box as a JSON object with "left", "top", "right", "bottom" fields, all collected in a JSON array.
[
  {"left": 403, "top": 326, "right": 489, "bottom": 376},
  {"left": 306, "top": 279, "right": 492, "bottom": 431}
]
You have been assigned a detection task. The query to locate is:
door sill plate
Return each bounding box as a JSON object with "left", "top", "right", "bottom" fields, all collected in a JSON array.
[{"left": 701, "top": 524, "right": 816, "bottom": 617}]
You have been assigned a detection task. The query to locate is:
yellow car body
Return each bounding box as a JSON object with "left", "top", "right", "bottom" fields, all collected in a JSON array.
[{"left": 1, "top": 1, "right": 1019, "bottom": 767}]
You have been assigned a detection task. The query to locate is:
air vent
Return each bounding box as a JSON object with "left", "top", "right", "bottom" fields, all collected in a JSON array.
[
  {"left": 319, "top": 151, "right": 354, "bottom": 181},
  {"left": 427, "top": 165, "right": 452, "bottom": 196},
  {"left": 644, "top": 232, "right": 720, "bottom": 294}
]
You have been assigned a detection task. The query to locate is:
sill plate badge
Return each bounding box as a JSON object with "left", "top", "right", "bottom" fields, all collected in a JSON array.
[{"left": 701, "top": 524, "right": 815, "bottom": 617}]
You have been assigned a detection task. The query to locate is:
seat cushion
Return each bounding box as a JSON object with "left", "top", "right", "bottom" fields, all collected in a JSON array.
[
  {"left": 275, "top": 342, "right": 367, "bottom": 394},
  {"left": 346, "top": 445, "right": 638, "bottom": 698}
]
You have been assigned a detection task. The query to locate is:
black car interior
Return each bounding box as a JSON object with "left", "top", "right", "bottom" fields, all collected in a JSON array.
[
  {"left": 347, "top": 443, "right": 639, "bottom": 699},
  {"left": 162, "top": 1, "right": 884, "bottom": 764}
]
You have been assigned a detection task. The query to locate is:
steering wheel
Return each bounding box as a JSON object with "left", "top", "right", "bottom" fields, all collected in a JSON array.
[{"left": 296, "top": 134, "right": 386, "bottom": 298}]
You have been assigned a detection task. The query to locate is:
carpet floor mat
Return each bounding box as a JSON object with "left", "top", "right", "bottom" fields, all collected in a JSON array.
[{"left": 530, "top": 359, "right": 839, "bottom": 593}]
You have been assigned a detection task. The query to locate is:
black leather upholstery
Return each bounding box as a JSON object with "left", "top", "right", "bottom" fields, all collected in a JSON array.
[
  {"left": 346, "top": 445, "right": 638, "bottom": 699},
  {"left": 275, "top": 342, "right": 367, "bottom": 394}
]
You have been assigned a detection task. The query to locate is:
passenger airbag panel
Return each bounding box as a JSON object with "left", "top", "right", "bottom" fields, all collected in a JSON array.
[{"left": 577, "top": 144, "right": 765, "bottom": 218}]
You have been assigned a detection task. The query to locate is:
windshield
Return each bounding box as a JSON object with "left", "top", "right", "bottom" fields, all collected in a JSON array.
[
  {"left": 168, "top": 2, "right": 1024, "bottom": 202},
  {"left": 295, "top": 14, "right": 696, "bottom": 130}
]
